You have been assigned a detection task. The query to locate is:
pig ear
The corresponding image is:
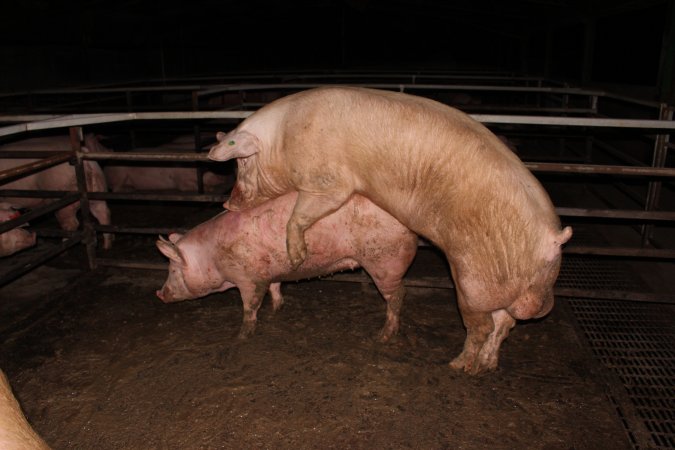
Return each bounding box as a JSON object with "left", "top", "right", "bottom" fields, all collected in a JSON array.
[
  {"left": 216, "top": 131, "right": 227, "bottom": 142},
  {"left": 168, "top": 232, "right": 183, "bottom": 243},
  {"left": 157, "top": 235, "right": 185, "bottom": 264},
  {"left": 208, "top": 130, "right": 260, "bottom": 161}
]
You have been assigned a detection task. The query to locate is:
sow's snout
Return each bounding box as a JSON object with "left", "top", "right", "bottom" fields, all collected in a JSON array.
[
  {"left": 156, "top": 288, "right": 178, "bottom": 303},
  {"left": 155, "top": 286, "right": 186, "bottom": 304}
]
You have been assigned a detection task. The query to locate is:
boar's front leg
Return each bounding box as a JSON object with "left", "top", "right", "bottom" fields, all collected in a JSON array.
[
  {"left": 287, "top": 190, "right": 351, "bottom": 269},
  {"left": 237, "top": 281, "right": 270, "bottom": 339},
  {"left": 475, "top": 309, "right": 516, "bottom": 371},
  {"left": 449, "top": 283, "right": 496, "bottom": 375}
]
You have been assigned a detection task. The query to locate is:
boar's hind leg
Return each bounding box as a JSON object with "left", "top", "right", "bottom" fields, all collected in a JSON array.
[
  {"left": 449, "top": 285, "right": 495, "bottom": 375},
  {"left": 287, "top": 190, "right": 351, "bottom": 269},
  {"left": 236, "top": 281, "right": 269, "bottom": 339},
  {"left": 475, "top": 309, "right": 516, "bottom": 372}
]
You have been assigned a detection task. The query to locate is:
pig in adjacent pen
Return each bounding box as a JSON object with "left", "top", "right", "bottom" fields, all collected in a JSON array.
[
  {"left": 0, "top": 134, "right": 113, "bottom": 250},
  {"left": 156, "top": 192, "right": 418, "bottom": 342},
  {"left": 208, "top": 86, "right": 572, "bottom": 374},
  {"left": 0, "top": 204, "right": 36, "bottom": 257},
  {"left": 103, "top": 135, "right": 233, "bottom": 193}
]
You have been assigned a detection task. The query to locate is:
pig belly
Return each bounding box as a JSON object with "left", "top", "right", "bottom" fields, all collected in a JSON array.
[{"left": 272, "top": 257, "right": 360, "bottom": 282}]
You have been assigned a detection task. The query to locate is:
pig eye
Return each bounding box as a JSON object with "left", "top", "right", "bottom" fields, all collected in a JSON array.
[{"left": 228, "top": 140, "right": 236, "bottom": 146}]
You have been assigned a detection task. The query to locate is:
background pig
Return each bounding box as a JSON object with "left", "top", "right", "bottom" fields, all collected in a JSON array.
[
  {"left": 156, "top": 192, "right": 418, "bottom": 342},
  {"left": 208, "top": 86, "right": 572, "bottom": 374},
  {"left": 103, "top": 135, "right": 233, "bottom": 193},
  {"left": 0, "top": 370, "right": 50, "bottom": 449},
  {"left": 0, "top": 204, "right": 36, "bottom": 257},
  {"left": 0, "top": 134, "right": 113, "bottom": 249},
  {"left": 104, "top": 165, "right": 231, "bottom": 192}
]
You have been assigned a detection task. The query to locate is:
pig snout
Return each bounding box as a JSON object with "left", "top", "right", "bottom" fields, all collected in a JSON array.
[
  {"left": 156, "top": 286, "right": 183, "bottom": 303},
  {"left": 156, "top": 289, "right": 175, "bottom": 303}
]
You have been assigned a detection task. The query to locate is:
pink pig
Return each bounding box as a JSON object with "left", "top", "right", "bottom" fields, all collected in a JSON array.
[
  {"left": 103, "top": 135, "right": 233, "bottom": 193},
  {"left": 104, "top": 165, "right": 231, "bottom": 193},
  {"left": 0, "top": 370, "right": 50, "bottom": 449},
  {"left": 208, "top": 87, "right": 572, "bottom": 374},
  {"left": 156, "top": 192, "right": 417, "bottom": 341},
  {"left": 0, "top": 134, "right": 113, "bottom": 250},
  {"left": 0, "top": 204, "right": 36, "bottom": 257}
]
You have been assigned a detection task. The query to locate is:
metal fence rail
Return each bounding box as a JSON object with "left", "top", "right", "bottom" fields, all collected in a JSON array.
[{"left": 0, "top": 88, "right": 673, "bottom": 298}]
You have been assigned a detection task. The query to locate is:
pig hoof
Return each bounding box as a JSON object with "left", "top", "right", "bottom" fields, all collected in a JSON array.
[
  {"left": 237, "top": 323, "right": 256, "bottom": 339},
  {"left": 288, "top": 252, "right": 306, "bottom": 270},
  {"left": 287, "top": 242, "right": 307, "bottom": 269},
  {"left": 377, "top": 326, "right": 398, "bottom": 343},
  {"left": 449, "top": 352, "right": 468, "bottom": 371},
  {"left": 270, "top": 302, "right": 284, "bottom": 314},
  {"left": 451, "top": 355, "right": 498, "bottom": 375},
  {"left": 449, "top": 351, "right": 477, "bottom": 372},
  {"left": 449, "top": 358, "right": 465, "bottom": 371},
  {"left": 467, "top": 362, "right": 498, "bottom": 376}
]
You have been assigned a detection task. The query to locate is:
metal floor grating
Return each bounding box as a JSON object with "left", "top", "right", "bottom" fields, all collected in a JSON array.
[
  {"left": 558, "top": 255, "right": 649, "bottom": 292},
  {"left": 568, "top": 298, "right": 675, "bottom": 449}
]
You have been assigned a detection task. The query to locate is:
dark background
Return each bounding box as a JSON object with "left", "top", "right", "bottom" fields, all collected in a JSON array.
[{"left": 1, "top": 0, "right": 674, "bottom": 100}]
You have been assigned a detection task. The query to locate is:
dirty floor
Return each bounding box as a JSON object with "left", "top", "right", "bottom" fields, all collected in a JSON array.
[{"left": 0, "top": 240, "right": 630, "bottom": 449}]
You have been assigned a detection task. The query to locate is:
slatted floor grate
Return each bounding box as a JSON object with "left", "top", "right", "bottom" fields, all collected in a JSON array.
[
  {"left": 558, "top": 255, "right": 650, "bottom": 292},
  {"left": 568, "top": 298, "right": 675, "bottom": 449}
]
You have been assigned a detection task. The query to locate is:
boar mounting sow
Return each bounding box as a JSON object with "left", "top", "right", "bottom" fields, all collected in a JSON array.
[{"left": 209, "top": 87, "right": 572, "bottom": 374}]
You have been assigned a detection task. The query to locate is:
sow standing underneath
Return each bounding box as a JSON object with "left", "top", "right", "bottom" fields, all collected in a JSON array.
[{"left": 209, "top": 87, "right": 572, "bottom": 374}]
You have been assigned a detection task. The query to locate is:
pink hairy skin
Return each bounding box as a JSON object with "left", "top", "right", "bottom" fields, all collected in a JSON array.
[
  {"left": 208, "top": 87, "right": 572, "bottom": 374},
  {"left": 156, "top": 192, "right": 417, "bottom": 342},
  {"left": 0, "top": 370, "right": 50, "bottom": 449}
]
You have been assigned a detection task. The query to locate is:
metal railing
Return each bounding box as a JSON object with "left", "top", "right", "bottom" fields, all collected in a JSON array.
[{"left": 0, "top": 86, "right": 673, "bottom": 301}]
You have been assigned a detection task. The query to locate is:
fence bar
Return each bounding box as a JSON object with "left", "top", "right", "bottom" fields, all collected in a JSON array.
[
  {"left": 642, "top": 105, "right": 674, "bottom": 245},
  {"left": 525, "top": 162, "right": 675, "bottom": 177},
  {"left": 556, "top": 207, "right": 675, "bottom": 221},
  {"left": 70, "top": 127, "right": 97, "bottom": 270},
  {"left": 563, "top": 245, "right": 675, "bottom": 258},
  {"left": 0, "top": 235, "right": 83, "bottom": 286},
  {"left": 95, "top": 225, "right": 189, "bottom": 235},
  {"left": 81, "top": 151, "right": 211, "bottom": 162},
  {"left": 0, "top": 151, "right": 72, "bottom": 183},
  {"left": 87, "top": 192, "right": 228, "bottom": 202},
  {"left": 3, "top": 111, "right": 675, "bottom": 138},
  {"left": 93, "top": 257, "right": 675, "bottom": 303},
  {"left": 0, "top": 193, "right": 80, "bottom": 234},
  {"left": 554, "top": 288, "right": 675, "bottom": 304}
]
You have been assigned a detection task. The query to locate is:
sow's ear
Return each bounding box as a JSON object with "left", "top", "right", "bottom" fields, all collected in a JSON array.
[
  {"left": 208, "top": 130, "right": 260, "bottom": 161},
  {"left": 156, "top": 235, "right": 185, "bottom": 264}
]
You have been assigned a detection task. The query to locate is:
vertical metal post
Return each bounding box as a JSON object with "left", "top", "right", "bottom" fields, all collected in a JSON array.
[
  {"left": 641, "top": 104, "right": 673, "bottom": 246},
  {"left": 192, "top": 90, "right": 205, "bottom": 194},
  {"left": 70, "top": 127, "right": 97, "bottom": 270},
  {"left": 126, "top": 91, "right": 136, "bottom": 149},
  {"left": 590, "top": 95, "right": 598, "bottom": 115},
  {"left": 585, "top": 95, "right": 598, "bottom": 164}
]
